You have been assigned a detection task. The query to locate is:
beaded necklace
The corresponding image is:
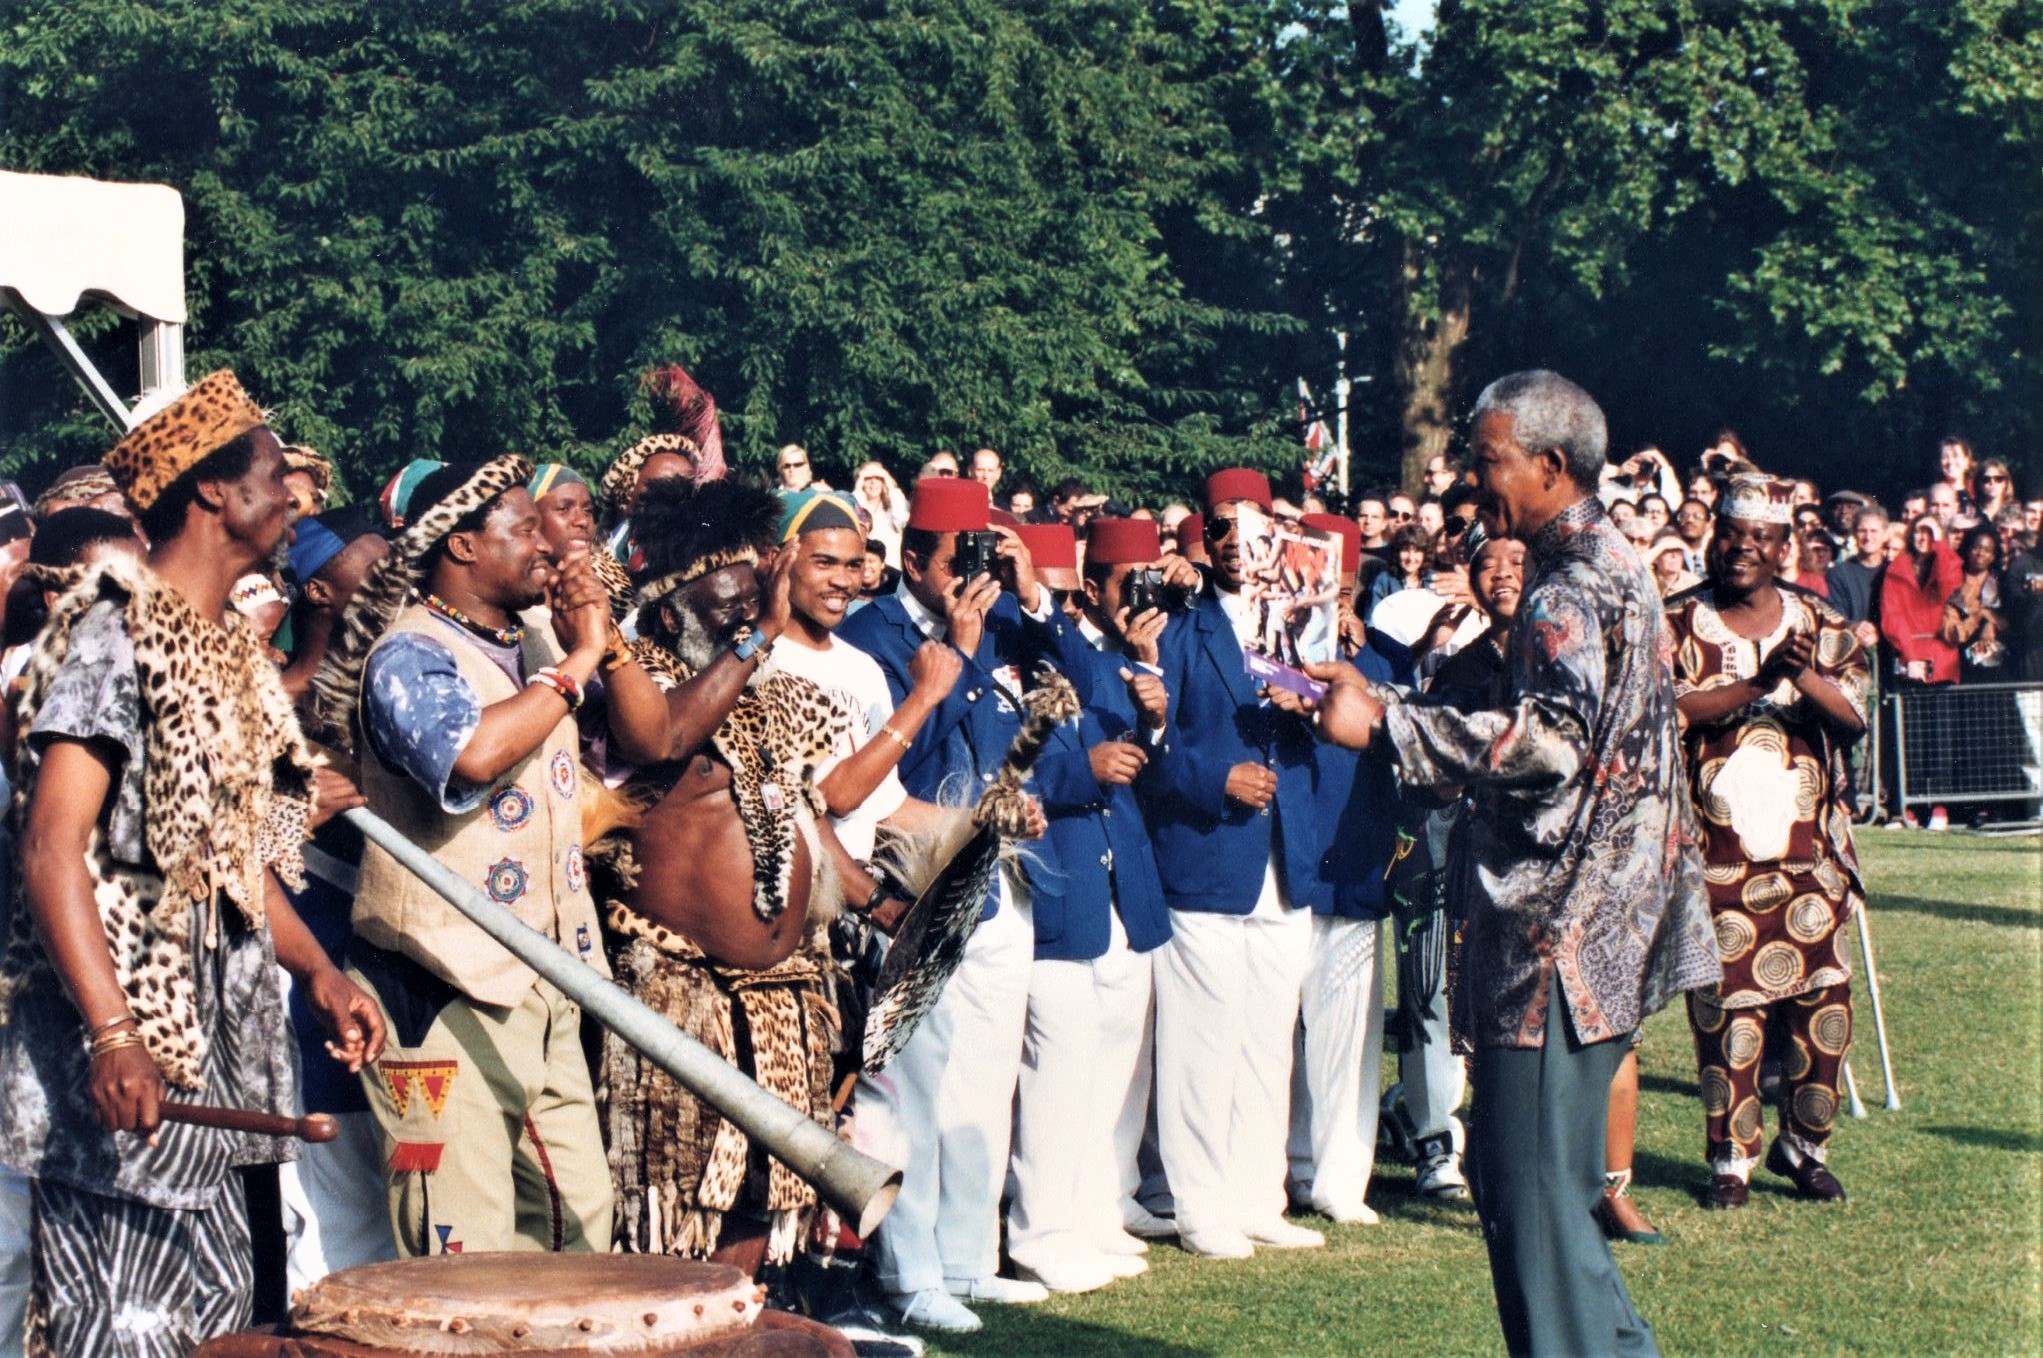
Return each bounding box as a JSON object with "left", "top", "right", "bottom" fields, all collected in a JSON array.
[{"left": 424, "top": 591, "right": 524, "bottom": 647}]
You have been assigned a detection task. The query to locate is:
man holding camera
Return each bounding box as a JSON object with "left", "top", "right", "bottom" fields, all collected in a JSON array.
[
  {"left": 1006, "top": 516, "right": 1179, "bottom": 1294},
  {"left": 1665, "top": 474, "right": 1870, "bottom": 1209},
  {"left": 839, "top": 477, "right": 1094, "bottom": 1330},
  {"left": 1144, "top": 469, "right": 1328, "bottom": 1260}
]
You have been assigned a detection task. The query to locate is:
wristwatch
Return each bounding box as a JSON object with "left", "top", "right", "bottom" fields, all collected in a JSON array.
[{"left": 731, "top": 627, "right": 768, "bottom": 664}]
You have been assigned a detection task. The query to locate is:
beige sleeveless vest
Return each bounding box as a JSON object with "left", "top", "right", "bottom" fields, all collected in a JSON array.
[{"left": 353, "top": 604, "right": 607, "bottom": 1007}]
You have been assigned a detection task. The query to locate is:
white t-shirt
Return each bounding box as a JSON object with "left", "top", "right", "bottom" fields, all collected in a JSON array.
[{"left": 770, "top": 633, "right": 909, "bottom": 860}]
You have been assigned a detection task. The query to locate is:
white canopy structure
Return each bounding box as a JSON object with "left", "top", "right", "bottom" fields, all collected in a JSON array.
[{"left": 0, "top": 169, "right": 188, "bottom": 433}]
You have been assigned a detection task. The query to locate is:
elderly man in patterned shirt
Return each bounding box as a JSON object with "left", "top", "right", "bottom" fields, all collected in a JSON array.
[{"left": 1287, "top": 370, "right": 1719, "bottom": 1358}]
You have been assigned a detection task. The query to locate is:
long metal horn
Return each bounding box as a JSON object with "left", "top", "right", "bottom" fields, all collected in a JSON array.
[{"left": 341, "top": 808, "right": 902, "bottom": 1237}]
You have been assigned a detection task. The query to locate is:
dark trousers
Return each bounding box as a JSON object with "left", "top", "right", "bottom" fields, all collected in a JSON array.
[{"left": 1469, "top": 986, "right": 1658, "bottom": 1358}]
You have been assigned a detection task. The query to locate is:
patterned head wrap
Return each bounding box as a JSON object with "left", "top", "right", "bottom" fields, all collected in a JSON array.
[
  {"left": 601, "top": 433, "right": 701, "bottom": 519},
  {"left": 102, "top": 369, "right": 267, "bottom": 512},
  {"left": 32, "top": 465, "right": 122, "bottom": 520},
  {"left": 378, "top": 458, "right": 445, "bottom": 529},
  {"left": 528, "top": 462, "right": 589, "bottom": 501},
  {"left": 775, "top": 489, "right": 861, "bottom": 543},
  {"left": 1720, "top": 474, "right": 1795, "bottom": 526},
  {"left": 308, "top": 455, "right": 532, "bottom": 756}
]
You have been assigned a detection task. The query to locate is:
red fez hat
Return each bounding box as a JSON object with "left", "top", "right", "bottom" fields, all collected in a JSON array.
[
  {"left": 1016, "top": 523, "right": 1080, "bottom": 591},
  {"left": 907, "top": 477, "right": 990, "bottom": 532},
  {"left": 1205, "top": 467, "right": 1272, "bottom": 512},
  {"left": 1301, "top": 512, "right": 1361, "bottom": 576},
  {"left": 1088, "top": 517, "right": 1162, "bottom": 566},
  {"left": 1178, "top": 512, "right": 1206, "bottom": 546},
  {"left": 989, "top": 507, "right": 1021, "bottom": 528}
]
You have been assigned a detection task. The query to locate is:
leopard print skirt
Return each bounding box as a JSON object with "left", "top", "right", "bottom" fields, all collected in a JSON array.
[{"left": 599, "top": 901, "right": 839, "bottom": 1266}]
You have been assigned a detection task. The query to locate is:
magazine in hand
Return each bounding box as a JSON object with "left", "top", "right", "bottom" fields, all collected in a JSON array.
[{"left": 1234, "top": 504, "right": 1342, "bottom": 698}]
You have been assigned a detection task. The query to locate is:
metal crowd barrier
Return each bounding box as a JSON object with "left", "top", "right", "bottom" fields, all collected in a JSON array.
[{"left": 1886, "top": 680, "right": 2043, "bottom": 821}]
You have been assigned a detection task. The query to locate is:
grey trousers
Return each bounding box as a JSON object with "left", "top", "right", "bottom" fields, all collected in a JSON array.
[
  {"left": 1468, "top": 987, "right": 1658, "bottom": 1358},
  {"left": 29, "top": 1176, "right": 252, "bottom": 1357}
]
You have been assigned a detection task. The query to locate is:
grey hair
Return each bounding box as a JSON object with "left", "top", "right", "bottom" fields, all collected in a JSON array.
[{"left": 1472, "top": 370, "right": 1608, "bottom": 488}]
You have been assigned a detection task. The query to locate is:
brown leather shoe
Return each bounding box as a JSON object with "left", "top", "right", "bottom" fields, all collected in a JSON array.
[
  {"left": 1596, "top": 1190, "right": 1666, "bottom": 1244},
  {"left": 1703, "top": 1174, "right": 1749, "bottom": 1210},
  {"left": 1766, "top": 1139, "right": 1847, "bottom": 1202}
]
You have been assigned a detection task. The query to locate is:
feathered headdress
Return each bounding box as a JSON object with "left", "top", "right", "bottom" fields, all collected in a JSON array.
[
  {"left": 599, "top": 364, "right": 728, "bottom": 517},
  {"left": 641, "top": 364, "right": 725, "bottom": 484},
  {"left": 306, "top": 454, "right": 533, "bottom": 757}
]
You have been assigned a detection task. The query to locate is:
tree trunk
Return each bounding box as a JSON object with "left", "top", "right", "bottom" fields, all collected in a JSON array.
[{"left": 1392, "top": 243, "right": 1473, "bottom": 496}]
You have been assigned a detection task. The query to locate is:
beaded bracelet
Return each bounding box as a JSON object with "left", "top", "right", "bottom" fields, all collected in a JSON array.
[
  {"left": 527, "top": 666, "right": 584, "bottom": 712},
  {"left": 877, "top": 723, "right": 912, "bottom": 752}
]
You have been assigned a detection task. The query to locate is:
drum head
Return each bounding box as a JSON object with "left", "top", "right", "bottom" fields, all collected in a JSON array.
[{"left": 290, "top": 1253, "right": 763, "bottom": 1353}]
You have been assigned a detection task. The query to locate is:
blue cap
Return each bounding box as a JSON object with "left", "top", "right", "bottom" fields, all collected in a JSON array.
[
  {"left": 288, "top": 506, "right": 384, "bottom": 584},
  {"left": 288, "top": 518, "right": 346, "bottom": 584}
]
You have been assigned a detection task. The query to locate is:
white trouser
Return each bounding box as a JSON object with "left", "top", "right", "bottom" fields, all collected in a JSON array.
[
  {"left": 859, "top": 872, "right": 1033, "bottom": 1292},
  {"left": 0, "top": 1166, "right": 28, "bottom": 1358},
  {"left": 1154, "top": 865, "right": 1313, "bottom": 1236},
  {"left": 1008, "top": 912, "right": 1154, "bottom": 1262},
  {"left": 280, "top": 1110, "right": 397, "bottom": 1292},
  {"left": 1113, "top": 967, "right": 1161, "bottom": 1228},
  {"left": 1286, "top": 915, "right": 1385, "bottom": 1212}
]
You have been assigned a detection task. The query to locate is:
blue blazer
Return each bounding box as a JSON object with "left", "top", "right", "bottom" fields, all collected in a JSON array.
[
  {"left": 838, "top": 587, "right": 1096, "bottom": 918},
  {"left": 1311, "top": 644, "right": 1400, "bottom": 919},
  {"left": 1029, "top": 649, "right": 1173, "bottom": 961},
  {"left": 1142, "top": 588, "right": 1325, "bottom": 914}
]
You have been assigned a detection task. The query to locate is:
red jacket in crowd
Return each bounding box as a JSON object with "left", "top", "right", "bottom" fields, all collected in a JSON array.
[{"left": 1880, "top": 541, "right": 1963, "bottom": 684}]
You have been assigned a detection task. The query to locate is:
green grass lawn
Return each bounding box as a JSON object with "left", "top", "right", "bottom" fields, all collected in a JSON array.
[{"left": 923, "top": 833, "right": 2043, "bottom": 1357}]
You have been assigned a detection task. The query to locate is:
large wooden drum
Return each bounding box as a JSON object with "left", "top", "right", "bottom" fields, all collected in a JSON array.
[{"left": 194, "top": 1254, "right": 851, "bottom": 1358}]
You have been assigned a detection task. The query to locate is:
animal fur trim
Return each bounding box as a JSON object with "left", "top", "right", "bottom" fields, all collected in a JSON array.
[
  {"left": 591, "top": 545, "right": 633, "bottom": 620},
  {"left": 0, "top": 554, "right": 320, "bottom": 1088},
  {"left": 601, "top": 433, "right": 699, "bottom": 521},
  {"left": 281, "top": 444, "right": 334, "bottom": 509},
  {"left": 604, "top": 638, "right": 843, "bottom": 925},
  {"left": 601, "top": 902, "right": 837, "bottom": 1264},
  {"left": 306, "top": 454, "right": 533, "bottom": 756}
]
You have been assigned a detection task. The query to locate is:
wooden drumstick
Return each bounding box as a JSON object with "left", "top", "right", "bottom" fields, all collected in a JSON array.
[{"left": 160, "top": 1103, "right": 340, "bottom": 1143}]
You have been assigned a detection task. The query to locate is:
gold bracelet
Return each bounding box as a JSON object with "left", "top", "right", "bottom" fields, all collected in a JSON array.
[
  {"left": 877, "top": 724, "right": 912, "bottom": 752},
  {"left": 86, "top": 1013, "right": 137, "bottom": 1041},
  {"left": 90, "top": 1031, "right": 146, "bottom": 1059}
]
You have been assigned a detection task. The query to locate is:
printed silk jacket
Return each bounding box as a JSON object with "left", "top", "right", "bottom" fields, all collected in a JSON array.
[{"left": 1380, "top": 496, "right": 1720, "bottom": 1049}]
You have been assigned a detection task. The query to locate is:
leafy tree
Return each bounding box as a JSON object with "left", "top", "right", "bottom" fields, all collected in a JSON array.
[
  {"left": 0, "top": 0, "right": 1305, "bottom": 505},
  {"left": 1325, "top": 0, "right": 2038, "bottom": 496}
]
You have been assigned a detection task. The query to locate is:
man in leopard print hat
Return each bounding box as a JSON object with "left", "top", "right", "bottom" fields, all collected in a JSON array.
[{"left": 0, "top": 370, "right": 387, "bottom": 1357}]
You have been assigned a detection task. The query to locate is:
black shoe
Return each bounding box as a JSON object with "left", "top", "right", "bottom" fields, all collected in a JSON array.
[
  {"left": 1702, "top": 1174, "right": 1749, "bottom": 1210},
  {"left": 1766, "top": 1139, "right": 1847, "bottom": 1202}
]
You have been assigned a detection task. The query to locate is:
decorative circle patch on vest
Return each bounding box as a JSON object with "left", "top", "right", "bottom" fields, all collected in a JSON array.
[
  {"left": 485, "top": 858, "right": 529, "bottom": 905},
  {"left": 489, "top": 786, "right": 535, "bottom": 833},
  {"left": 549, "top": 750, "right": 578, "bottom": 800},
  {"left": 565, "top": 844, "right": 587, "bottom": 895}
]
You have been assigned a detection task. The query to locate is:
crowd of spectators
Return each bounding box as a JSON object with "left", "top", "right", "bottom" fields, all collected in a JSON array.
[{"left": 0, "top": 390, "right": 2035, "bottom": 1357}]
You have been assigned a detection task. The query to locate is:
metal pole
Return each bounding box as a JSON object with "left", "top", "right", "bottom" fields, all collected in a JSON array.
[
  {"left": 1852, "top": 905, "right": 1901, "bottom": 1110},
  {"left": 1840, "top": 1058, "right": 1867, "bottom": 1119},
  {"left": 1892, "top": 689, "right": 1912, "bottom": 820},
  {"left": 340, "top": 807, "right": 902, "bottom": 1235},
  {"left": 1335, "top": 330, "right": 1352, "bottom": 504},
  {"left": 3, "top": 289, "right": 136, "bottom": 431}
]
